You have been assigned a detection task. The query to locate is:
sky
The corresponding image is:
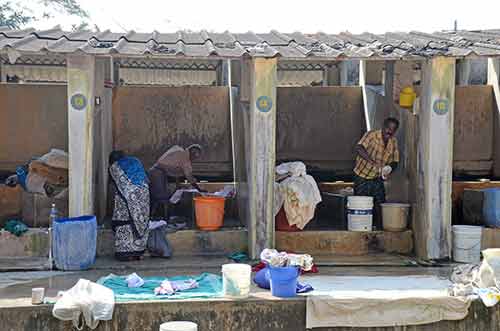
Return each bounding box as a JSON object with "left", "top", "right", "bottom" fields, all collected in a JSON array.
[{"left": 30, "top": 0, "right": 500, "bottom": 34}]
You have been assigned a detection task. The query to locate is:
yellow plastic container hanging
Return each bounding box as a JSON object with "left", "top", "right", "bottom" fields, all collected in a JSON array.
[{"left": 399, "top": 87, "right": 416, "bottom": 108}]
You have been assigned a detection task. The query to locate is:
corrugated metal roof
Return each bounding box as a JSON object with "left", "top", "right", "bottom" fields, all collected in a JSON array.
[{"left": 2, "top": 26, "right": 500, "bottom": 60}]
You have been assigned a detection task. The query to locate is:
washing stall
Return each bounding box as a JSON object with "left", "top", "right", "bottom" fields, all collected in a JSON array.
[
  {"left": 111, "top": 84, "right": 241, "bottom": 230},
  {"left": 276, "top": 85, "right": 367, "bottom": 231}
]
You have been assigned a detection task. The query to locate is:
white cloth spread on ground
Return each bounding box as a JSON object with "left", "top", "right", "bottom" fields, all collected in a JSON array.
[
  {"left": 52, "top": 279, "right": 114, "bottom": 330},
  {"left": 274, "top": 162, "right": 321, "bottom": 229},
  {"left": 304, "top": 275, "right": 471, "bottom": 328}
]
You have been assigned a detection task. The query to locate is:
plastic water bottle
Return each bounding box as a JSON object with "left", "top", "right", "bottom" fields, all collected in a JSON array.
[{"left": 48, "top": 204, "right": 59, "bottom": 270}]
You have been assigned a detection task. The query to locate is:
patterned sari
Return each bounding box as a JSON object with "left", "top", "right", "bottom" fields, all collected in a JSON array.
[{"left": 109, "top": 157, "right": 150, "bottom": 260}]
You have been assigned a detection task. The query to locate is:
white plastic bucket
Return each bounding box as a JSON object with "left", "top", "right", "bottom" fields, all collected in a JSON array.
[
  {"left": 452, "top": 225, "right": 483, "bottom": 263},
  {"left": 222, "top": 263, "right": 251, "bottom": 299},
  {"left": 160, "top": 321, "right": 198, "bottom": 331},
  {"left": 347, "top": 196, "right": 373, "bottom": 232},
  {"left": 381, "top": 203, "right": 410, "bottom": 232}
]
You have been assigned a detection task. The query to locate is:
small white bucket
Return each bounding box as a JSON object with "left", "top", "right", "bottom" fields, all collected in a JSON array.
[
  {"left": 222, "top": 263, "right": 251, "bottom": 299},
  {"left": 347, "top": 196, "right": 373, "bottom": 232},
  {"left": 160, "top": 321, "right": 198, "bottom": 331},
  {"left": 452, "top": 225, "right": 483, "bottom": 263}
]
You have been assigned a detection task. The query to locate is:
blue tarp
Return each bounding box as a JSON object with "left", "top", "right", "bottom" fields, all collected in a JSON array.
[{"left": 97, "top": 273, "right": 222, "bottom": 302}]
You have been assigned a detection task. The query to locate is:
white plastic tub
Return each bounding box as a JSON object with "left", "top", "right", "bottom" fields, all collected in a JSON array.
[
  {"left": 160, "top": 321, "right": 198, "bottom": 331},
  {"left": 381, "top": 203, "right": 410, "bottom": 232},
  {"left": 452, "top": 225, "right": 483, "bottom": 263},
  {"left": 222, "top": 263, "right": 251, "bottom": 299}
]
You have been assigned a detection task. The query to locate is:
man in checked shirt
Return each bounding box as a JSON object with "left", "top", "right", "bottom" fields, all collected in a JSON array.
[{"left": 353, "top": 117, "right": 400, "bottom": 230}]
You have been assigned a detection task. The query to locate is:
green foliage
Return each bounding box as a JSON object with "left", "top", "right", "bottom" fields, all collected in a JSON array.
[{"left": 0, "top": 0, "right": 89, "bottom": 29}]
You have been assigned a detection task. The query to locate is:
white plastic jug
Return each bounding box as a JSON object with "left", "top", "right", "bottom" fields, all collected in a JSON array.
[
  {"left": 160, "top": 321, "right": 198, "bottom": 331},
  {"left": 222, "top": 263, "right": 251, "bottom": 299}
]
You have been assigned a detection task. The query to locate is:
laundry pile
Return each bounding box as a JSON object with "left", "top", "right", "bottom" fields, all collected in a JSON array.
[
  {"left": 253, "top": 248, "right": 315, "bottom": 294},
  {"left": 274, "top": 162, "right": 321, "bottom": 229},
  {"left": 97, "top": 272, "right": 222, "bottom": 302},
  {"left": 154, "top": 279, "right": 199, "bottom": 295},
  {"left": 5, "top": 148, "right": 68, "bottom": 198},
  {"left": 50, "top": 273, "right": 222, "bottom": 329},
  {"left": 260, "top": 248, "right": 314, "bottom": 271},
  {"left": 450, "top": 248, "right": 500, "bottom": 307}
]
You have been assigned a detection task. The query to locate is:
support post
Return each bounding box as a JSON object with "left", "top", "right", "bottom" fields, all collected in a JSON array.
[
  {"left": 415, "top": 57, "right": 455, "bottom": 260},
  {"left": 67, "top": 55, "right": 96, "bottom": 217},
  {"left": 487, "top": 58, "right": 500, "bottom": 177},
  {"left": 359, "top": 60, "right": 376, "bottom": 130},
  {"left": 93, "top": 58, "right": 113, "bottom": 222},
  {"left": 246, "top": 57, "right": 277, "bottom": 259}
]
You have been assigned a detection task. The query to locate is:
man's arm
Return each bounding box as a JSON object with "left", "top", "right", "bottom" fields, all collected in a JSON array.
[
  {"left": 182, "top": 161, "right": 206, "bottom": 192},
  {"left": 355, "top": 144, "right": 381, "bottom": 167}
]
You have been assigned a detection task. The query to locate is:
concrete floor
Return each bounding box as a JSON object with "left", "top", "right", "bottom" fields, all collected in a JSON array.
[{"left": 0, "top": 255, "right": 453, "bottom": 307}]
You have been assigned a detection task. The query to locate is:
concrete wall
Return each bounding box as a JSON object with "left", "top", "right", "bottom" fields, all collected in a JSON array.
[
  {"left": 112, "top": 86, "right": 232, "bottom": 178},
  {"left": 0, "top": 298, "right": 497, "bottom": 331},
  {"left": 276, "top": 87, "right": 366, "bottom": 177},
  {"left": 454, "top": 85, "right": 495, "bottom": 176},
  {"left": 0, "top": 84, "right": 68, "bottom": 171}
]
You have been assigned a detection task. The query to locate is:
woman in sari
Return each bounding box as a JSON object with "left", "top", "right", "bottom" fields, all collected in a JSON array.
[{"left": 109, "top": 151, "right": 150, "bottom": 261}]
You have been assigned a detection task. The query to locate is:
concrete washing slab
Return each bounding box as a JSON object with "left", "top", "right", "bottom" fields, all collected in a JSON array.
[{"left": 0, "top": 264, "right": 498, "bottom": 331}]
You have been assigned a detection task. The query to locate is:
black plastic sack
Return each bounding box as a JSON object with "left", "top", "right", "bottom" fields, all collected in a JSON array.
[{"left": 147, "top": 225, "right": 172, "bottom": 258}]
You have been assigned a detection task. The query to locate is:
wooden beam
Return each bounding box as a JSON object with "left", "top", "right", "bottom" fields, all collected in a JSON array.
[
  {"left": 414, "top": 57, "right": 455, "bottom": 260},
  {"left": 488, "top": 58, "right": 500, "bottom": 177},
  {"left": 67, "top": 55, "right": 96, "bottom": 217},
  {"left": 246, "top": 57, "right": 277, "bottom": 259}
]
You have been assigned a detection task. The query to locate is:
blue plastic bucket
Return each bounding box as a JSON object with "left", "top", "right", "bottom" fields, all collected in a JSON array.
[
  {"left": 53, "top": 215, "right": 97, "bottom": 271},
  {"left": 268, "top": 265, "right": 299, "bottom": 298},
  {"left": 483, "top": 188, "right": 500, "bottom": 227}
]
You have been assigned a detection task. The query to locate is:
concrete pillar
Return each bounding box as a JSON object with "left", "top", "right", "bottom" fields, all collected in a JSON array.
[
  {"left": 487, "top": 58, "right": 500, "bottom": 178},
  {"left": 67, "top": 55, "right": 96, "bottom": 216},
  {"left": 93, "top": 58, "right": 113, "bottom": 221},
  {"left": 244, "top": 57, "right": 277, "bottom": 258},
  {"left": 414, "top": 57, "right": 455, "bottom": 260}
]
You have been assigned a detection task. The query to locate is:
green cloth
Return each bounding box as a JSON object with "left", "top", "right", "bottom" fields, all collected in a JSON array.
[
  {"left": 4, "top": 219, "right": 28, "bottom": 236},
  {"left": 97, "top": 273, "right": 222, "bottom": 302},
  {"left": 228, "top": 252, "right": 249, "bottom": 263}
]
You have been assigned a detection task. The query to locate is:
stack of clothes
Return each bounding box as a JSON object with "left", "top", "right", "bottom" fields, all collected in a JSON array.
[
  {"left": 6, "top": 148, "right": 68, "bottom": 198},
  {"left": 274, "top": 162, "right": 321, "bottom": 229},
  {"left": 450, "top": 248, "right": 500, "bottom": 307}
]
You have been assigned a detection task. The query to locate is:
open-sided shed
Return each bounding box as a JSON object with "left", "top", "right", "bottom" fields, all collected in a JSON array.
[{"left": 2, "top": 27, "right": 500, "bottom": 260}]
